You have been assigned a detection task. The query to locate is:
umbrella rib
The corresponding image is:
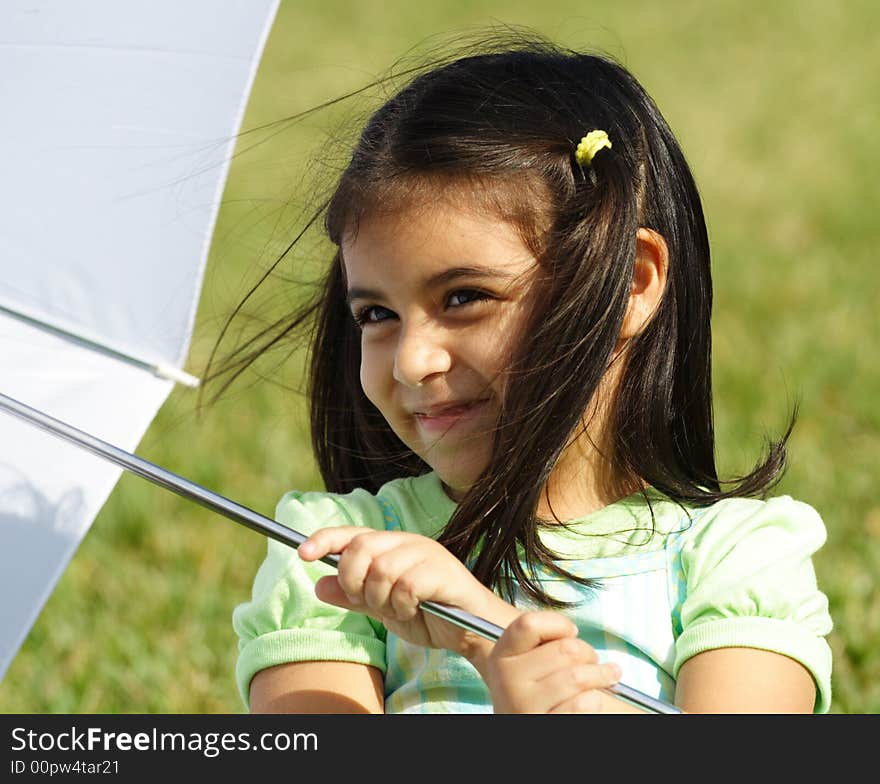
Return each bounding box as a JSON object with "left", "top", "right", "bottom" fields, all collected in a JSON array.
[{"left": 0, "top": 305, "right": 199, "bottom": 387}]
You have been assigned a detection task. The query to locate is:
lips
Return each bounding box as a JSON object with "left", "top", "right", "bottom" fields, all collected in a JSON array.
[
  {"left": 413, "top": 399, "right": 488, "bottom": 416},
  {"left": 411, "top": 399, "right": 490, "bottom": 433}
]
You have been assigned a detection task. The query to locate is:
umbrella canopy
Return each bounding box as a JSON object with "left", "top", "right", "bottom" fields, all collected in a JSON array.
[{"left": 0, "top": 0, "right": 280, "bottom": 680}]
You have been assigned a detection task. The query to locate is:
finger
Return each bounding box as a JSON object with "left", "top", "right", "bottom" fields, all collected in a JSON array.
[
  {"left": 499, "top": 634, "right": 602, "bottom": 684},
  {"left": 299, "top": 528, "right": 400, "bottom": 604},
  {"left": 387, "top": 557, "right": 445, "bottom": 621},
  {"left": 362, "top": 546, "right": 427, "bottom": 615},
  {"left": 314, "top": 575, "right": 359, "bottom": 610},
  {"left": 537, "top": 661, "right": 622, "bottom": 710},
  {"left": 487, "top": 634, "right": 602, "bottom": 696},
  {"left": 335, "top": 532, "right": 402, "bottom": 603},
  {"left": 297, "top": 526, "right": 373, "bottom": 561},
  {"left": 493, "top": 611, "right": 579, "bottom": 658}
]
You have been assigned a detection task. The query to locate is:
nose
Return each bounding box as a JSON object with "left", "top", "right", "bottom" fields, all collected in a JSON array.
[{"left": 392, "top": 320, "right": 452, "bottom": 388}]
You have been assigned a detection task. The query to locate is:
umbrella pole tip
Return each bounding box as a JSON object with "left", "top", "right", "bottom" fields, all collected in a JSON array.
[{"left": 155, "top": 363, "right": 201, "bottom": 388}]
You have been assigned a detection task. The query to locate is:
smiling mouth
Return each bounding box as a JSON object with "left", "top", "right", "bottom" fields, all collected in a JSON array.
[
  {"left": 414, "top": 399, "right": 488, "bottom": 416},
  {"left": 413, "top": 399, "right": 490, "bottom": 430}
]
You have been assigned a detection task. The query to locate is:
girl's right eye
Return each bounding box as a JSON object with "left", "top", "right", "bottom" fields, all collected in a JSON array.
[{"left": 352, "top": 305, "right": 395, "bottom": 328}]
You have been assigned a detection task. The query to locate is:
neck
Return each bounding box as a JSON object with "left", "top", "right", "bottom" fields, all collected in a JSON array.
[
  {"left": 538, "top": 357, "right": 643, "bottom": 522},
  {"left": 537, "top": 439, "right": 644, "bottom": 522}
]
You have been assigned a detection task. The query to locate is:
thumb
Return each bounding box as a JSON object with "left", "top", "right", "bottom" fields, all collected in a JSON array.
[
  {"left": 494, "top": 611, "right": 578, "bottom": 658},
  {"left": 314, "top": 576, "right": 360, "bottom": 610}
]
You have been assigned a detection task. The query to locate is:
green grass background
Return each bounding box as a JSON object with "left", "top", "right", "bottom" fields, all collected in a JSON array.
[{"left": 1, "top": 0, "right": 877, "bottom": 713}]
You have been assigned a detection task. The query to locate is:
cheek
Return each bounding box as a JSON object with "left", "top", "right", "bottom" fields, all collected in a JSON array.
[
  {"left": 467, "top": 333, "right": 512, "bottom": 391},
  {"left": 488, "top": 302, "right": 532, "bottom": 388},
  {"left": 358, "top": 343, "right": 386, "bottom": 410}
]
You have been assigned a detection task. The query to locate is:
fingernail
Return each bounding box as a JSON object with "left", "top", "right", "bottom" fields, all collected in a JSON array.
[
  {"left": 298, "top": 542, "right": 314, "bottom": 557},
  {"left": 607, "top": 663, "right": 622, "bottom": 680}
]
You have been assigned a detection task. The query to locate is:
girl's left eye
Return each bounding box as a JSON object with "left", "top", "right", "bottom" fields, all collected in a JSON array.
[{"left": 447, "top": 289, "right": 491, "bottom": 308}]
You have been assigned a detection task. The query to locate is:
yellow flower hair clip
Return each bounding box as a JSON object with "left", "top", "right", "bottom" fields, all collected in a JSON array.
[{"left": 575, "top": 129, "right": 612, "bottom": 166}]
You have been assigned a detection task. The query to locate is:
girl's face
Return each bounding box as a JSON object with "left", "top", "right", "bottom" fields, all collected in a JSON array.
[{"left": 342, "top": 197, "right": 538, "bottom": 497}]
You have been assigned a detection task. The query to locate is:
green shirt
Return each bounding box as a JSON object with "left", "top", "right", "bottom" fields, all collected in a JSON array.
[{"left": 233, "top": 473, "right": 833, "bottom": 712}]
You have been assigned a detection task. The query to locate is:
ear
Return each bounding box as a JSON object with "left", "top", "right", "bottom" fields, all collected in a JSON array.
[{"left": 619, "top": 228, "right": 669, "bottom": 340}]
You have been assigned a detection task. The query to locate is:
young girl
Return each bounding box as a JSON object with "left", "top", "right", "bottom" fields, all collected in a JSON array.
[{"left": 229, "top": 36, "right": 833, "bottom": 714}]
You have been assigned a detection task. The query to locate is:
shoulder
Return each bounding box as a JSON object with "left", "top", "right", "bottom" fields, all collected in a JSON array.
[
  {"left": 671, "top": 495, "right": 833, "bottom": 712},
  {"left": 675, "top": 495, "right": 827, "bottom": 574},
  {"left": 375, "top": 471, "right": 457, "bottom": 538},
  {"left": 274, "top": 471, "right": 456, "bottom": 538},
  {"left": 274, "top": 485, "right": 386, "bottom": 536}
]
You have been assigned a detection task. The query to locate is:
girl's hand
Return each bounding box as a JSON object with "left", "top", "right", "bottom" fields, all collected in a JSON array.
[
  {"left": 297, "top": 527, "right": 519, "bottom": 656},
  {"left": 473, "top": 611, "right": 622, "bottom": 713}
]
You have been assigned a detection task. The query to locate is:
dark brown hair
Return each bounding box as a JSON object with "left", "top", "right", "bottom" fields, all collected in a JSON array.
[{"left": 206, "top": 33, "right": 796, "bottom": 607}]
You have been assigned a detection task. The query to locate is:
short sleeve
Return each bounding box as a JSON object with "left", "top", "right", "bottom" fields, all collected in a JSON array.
[
  {"left": 232, "top": 488, "right": 388, "bottom": 711},
  {"left": 672, "top": 496, "right": 833, "bottom": 713}
]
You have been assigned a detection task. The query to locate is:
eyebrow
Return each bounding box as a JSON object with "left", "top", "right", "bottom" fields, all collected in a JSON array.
[{"left": 346, "top": 266, "right": 520, "bottom": 303}]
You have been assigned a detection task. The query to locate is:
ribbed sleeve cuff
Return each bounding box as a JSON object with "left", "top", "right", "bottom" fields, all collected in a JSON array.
[
  {"left": 235, "top": 630, "right": 387, "bottom": 711},
  {"left": 674, "top": 617, "right": 833, "bottom": 713}
]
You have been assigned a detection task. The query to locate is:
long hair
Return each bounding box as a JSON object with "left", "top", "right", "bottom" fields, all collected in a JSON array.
[{"left": 207, "top": 33, "right": 795, "bottom": 607}]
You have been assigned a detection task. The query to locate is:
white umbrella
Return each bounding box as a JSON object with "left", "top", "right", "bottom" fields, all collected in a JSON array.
[{"left": 0, "top": 0, "right": 280, "bottom": 681}]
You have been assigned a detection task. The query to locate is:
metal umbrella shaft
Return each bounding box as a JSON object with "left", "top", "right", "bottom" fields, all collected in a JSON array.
[{"left": 0, "top": 391, "right": 680, "bottom": 714}]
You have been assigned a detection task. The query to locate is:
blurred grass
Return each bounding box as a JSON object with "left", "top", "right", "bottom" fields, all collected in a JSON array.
[{"left": 1, "top": 0, "right": 877, "bottom": 713}]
